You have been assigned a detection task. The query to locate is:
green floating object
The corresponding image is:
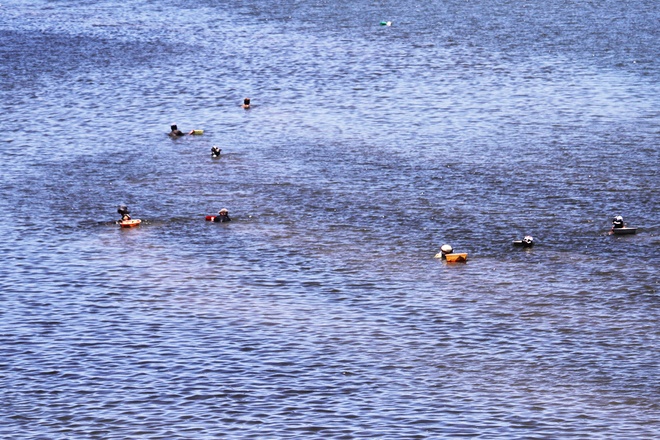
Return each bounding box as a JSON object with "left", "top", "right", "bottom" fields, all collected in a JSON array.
[
  {"left": 380, "top": 21, "right": 392, "bottom": 26},
  {"left": 191, "top": 129, "right": 204, "bottom": 135}
]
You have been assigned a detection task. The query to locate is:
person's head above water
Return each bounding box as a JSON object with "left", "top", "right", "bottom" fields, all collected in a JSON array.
[{"left": 612, "top": 215, "right": 624, "bottom": 227}]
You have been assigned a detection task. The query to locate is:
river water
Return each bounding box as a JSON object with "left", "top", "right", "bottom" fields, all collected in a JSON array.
[{"left": 1, "top": 0, "right": 658, "bottom": 438}]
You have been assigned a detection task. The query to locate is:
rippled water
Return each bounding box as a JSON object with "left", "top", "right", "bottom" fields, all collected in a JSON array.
[{"left": 1, "top": 0, "right": 658, "bottom": 438}]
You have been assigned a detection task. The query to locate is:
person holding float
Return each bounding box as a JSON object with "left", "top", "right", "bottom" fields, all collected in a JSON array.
[
  {"left": 168, "top": 123, "right": 186, "bottom": 137},
  {"left": 214, "top": 208, "right": 231, "bottom": 222},
  {"left": 213, "top": 208, "right": 231, "bottom": 223},
  {"left": 609, "top": 215, "right": 637, "bottom": 235},
  {"left": 434, "top": 244, "right": 468, "bottom": 262},
  {"left": 117, "top": 205, "right": 141, "bottom": 228},
  {"left": 513, "top": 235, "right": 534, "bottom": 247},
  {"left": 169, "top": 123, "right": 203, "bottom": 137},
  {"left": 434, "top": 244, "right": 454, "bottom": 259},
  {"left": 118, "top": 205, "right": 131, "bottom": 222},
  {"left": 204, "top": 208, "right": 233, "bottom": 223}
]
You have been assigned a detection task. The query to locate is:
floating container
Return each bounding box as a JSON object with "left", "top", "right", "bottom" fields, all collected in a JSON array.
[
  {"left": 191, "top": 129, "right": 204, "bottom": 135},
  {"left": 119, "top": 219, "right": 141, "bottom": 228},
  {"left": 445, "top": 253, "right": 468, "bottom": 263}
]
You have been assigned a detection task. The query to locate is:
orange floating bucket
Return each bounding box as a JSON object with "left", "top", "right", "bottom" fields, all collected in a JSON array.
[{"left": 445, "top": 253, "right": 468, "bottom": 263}]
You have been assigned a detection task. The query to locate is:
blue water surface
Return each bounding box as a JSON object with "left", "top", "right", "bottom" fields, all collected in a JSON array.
[{"left": 1, "top": 0, "right": 658, "bottom": 438}]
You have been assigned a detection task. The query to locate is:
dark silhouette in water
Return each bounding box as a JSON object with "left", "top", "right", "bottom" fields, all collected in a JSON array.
[
  {"left": 169, "top": 123, "right": 195, "bottom": 137},
  {"left": 214, "top": 208, "right": 231, "bottom": 223},
  {"left": 117, "top": 205, "right": 131, "bottom": 222}
]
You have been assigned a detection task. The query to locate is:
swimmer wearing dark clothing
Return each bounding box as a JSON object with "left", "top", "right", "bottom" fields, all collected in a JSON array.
[
  {"left": 117, "top": 205, "right": 131, "bottom": 222},
  {"left": 211, "top": 146, "right": 222, "bottom": 158},
  {"left": 169, "top": 124, "right": 185, "bottom": 137},
  {"left": 612, "top": 215, "right": 624, "bottom": 229},
  {"left": 214, "top": 208, "right": 231, "bottom": 222},
  {"left": 241, "top": 98, "right": 251, "bottom": 109}
]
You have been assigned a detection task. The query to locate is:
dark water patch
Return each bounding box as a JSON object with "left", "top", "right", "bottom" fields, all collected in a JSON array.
[{"left": 0, "top": 30, "right": 177, "bottom": 90}]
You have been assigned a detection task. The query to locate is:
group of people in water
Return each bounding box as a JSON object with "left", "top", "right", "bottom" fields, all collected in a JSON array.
[
  {"left": 435, "top": 215, "right": 631, "bottom": 260},
  {"left": 168, "top": 97, "right": 251, "bottom": 158},
  {"left": 137, "top": 102, "right": 635, "bottom": 257},
  {"left": 118, "top": 203, "right": 630, "bottom": 256},
  {"left": 153, "top": 98, "right": 253, "bottom": 225},
  {"left": 117, "top": 206, "right": 231, "bottom": 223}
]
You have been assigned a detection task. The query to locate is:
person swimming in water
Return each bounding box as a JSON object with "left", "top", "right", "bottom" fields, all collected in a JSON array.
[
  {"left": 169, "top": 123, "right": 195, "bottom": 137},
  {"left": 612, "top": 215, "right": 625, "bottom": 229},
  {"left": 169, "top": 124, "right": 185, "bottom": 137},
  {"left": 211, "top": 146, "right": 222, "bottom": 158},
  {"left": 214, "top": 208, "right": 231, "bottom": 223},
  {"left": 117, "top": 205, "right": 131, "bottom": 222},
  {"left": 241, "top": 97, "right": 251, "bottom": 109},
  {"left": 434, "top": 244, "right": 453, "bottom": 259}
]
